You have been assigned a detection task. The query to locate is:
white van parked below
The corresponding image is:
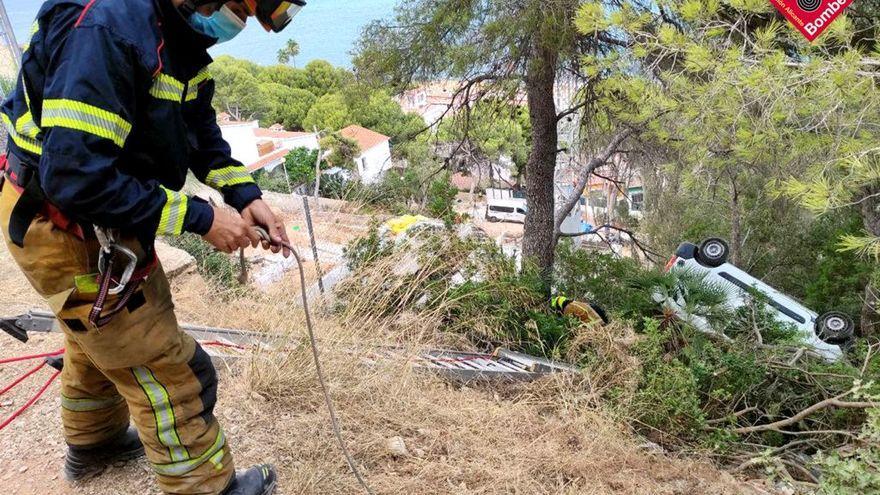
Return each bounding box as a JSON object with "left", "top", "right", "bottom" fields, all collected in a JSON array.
[{"left": 486, "top": 199, "right": 527, "bottom": 224}]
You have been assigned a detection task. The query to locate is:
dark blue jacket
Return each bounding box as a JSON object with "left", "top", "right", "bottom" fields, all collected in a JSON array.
[{"left": 1, "top": 0, "right": 262, "bottom": 246}]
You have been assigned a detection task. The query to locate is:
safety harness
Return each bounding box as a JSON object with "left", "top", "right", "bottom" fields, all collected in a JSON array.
[
  {"left": 1, "top": 153, "right": 156, "bottom": 328},
  {"left": 0, "top": 153, "right": 84, "bottom": 245}
]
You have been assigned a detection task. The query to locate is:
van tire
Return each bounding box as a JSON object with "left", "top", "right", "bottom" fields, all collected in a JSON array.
[
  {"left": 696, "top": 238, "right": 729, "bottom": 267},
  {"left": 816, "top": 312, "right": 855, "bottom": 345},
  {"left": 487, "top": 216, "right": 500, "bottom": 223}
]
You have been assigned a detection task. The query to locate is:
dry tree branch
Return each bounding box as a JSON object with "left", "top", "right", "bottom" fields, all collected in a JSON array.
[
  {"left": 732, "top": 391, "right": 877, "bottom": 435},
  {"left": 560, "top": 223, "right": 663, "bottom": 263},
  {"left": 553, "top": 128, "right": 634, "bottom": 239}
]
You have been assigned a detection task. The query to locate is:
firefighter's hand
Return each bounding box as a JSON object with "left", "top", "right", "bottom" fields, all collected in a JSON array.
[
  {"left": 242, "top": 199, "right": 291, "bottom": 258},
  {"left": 203, "top": 206, "right": 261, "bottom": 253}
]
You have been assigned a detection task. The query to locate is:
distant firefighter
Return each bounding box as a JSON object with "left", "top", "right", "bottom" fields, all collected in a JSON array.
[{"left": 551, "top": 296, "right": 609, "bottom": 327}]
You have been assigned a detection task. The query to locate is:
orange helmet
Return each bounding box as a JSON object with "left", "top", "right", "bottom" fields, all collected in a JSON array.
[
  {"left": 182, "top": 0, "right": 306, "bottom": 33},
  {"left": 240, "top": 0, "right": 307, "bottom": 33}
]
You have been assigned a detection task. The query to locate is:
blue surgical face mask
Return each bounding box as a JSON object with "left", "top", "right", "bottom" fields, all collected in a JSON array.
[{"left": 189, "top": 5, "right": 246, "bottom": 44}]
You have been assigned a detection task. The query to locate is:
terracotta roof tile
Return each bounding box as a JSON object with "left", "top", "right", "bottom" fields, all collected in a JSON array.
[
  {"left": 247, "top": 148, "right": 289, "bottom": 172},
  {"left": 254, "top": 128, "right": 312, "bottom": 139},
  {"left": 338, "top": 125, "right": 390, "bottom": 153}
]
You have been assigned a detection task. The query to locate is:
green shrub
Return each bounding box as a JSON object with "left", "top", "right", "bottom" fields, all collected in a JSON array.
[
  {"left": 816, "top": 406, "right": 880, "bottom": 494},
  {"left": 368, "top": 168, "right": 424, "bottom": 213},
  {"left": 284, "top": 147, "right": 321, "bottom": 186},
  {"left": 425, "top": 175, "right": 459, "bottom": 226},
  {"left": 254, "top": 169, "right": 291, "bottom": 194},
  {"left": 342, "top": 221, "right": 389, "bottom": 271},
  {"left": 165, "top": 233, "right": 241, "bottom": 290},
  {"left": 801, "top": 214, "right": 872, "bottom": 318},
  {"left": 340, "top": 227, "right": 577, "bottom": 357},
  {"left": 630, "top": 319, "right": 706, "bottom": 438}
]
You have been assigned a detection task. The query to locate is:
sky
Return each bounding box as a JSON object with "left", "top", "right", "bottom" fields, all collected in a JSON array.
[{"left": 3, "top": 0, "right": 400, "bottom": 68}]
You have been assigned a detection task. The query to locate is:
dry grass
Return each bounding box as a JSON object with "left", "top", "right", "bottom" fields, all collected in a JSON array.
[
  {"left": 0, "top": 229, "right": 771, "bottom": 494},
  {"left": 333, "top": 232, "right": 541, "bottom": 351},
  {"left": 190, "top": 262, "right": 766, "bottom": 494},
  {"left": 214, "top": 310, "right": 761, "bottom": 494}
]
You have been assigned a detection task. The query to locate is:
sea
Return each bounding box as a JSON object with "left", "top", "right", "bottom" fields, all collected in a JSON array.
[{"left": 3, "top": 0, "right": 400, "bottom": 68}]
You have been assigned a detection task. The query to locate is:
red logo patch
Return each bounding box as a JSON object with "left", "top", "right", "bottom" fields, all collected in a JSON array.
[{"left": 769, "top": 0, "right": 852, "bottom": 41}]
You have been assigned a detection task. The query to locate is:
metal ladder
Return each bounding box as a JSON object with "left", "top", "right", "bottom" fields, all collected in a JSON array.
[{"left": 2, "top": 310, "right": 579, "bottom": 382}]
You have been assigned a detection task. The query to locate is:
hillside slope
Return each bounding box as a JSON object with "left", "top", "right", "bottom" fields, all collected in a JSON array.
[{"left": 0, "top": 233, "right": 772, "bottom": 494}]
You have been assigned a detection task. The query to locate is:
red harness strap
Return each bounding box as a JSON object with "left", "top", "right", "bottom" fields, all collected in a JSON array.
[
  {"left": 45, "top": 205, "right": 85, "bottom": 240},
  {"left": 2, "top": 154, "right": 85, "bottom": 240}
]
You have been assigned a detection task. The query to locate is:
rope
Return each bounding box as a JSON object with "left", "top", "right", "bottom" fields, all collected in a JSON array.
[
  {"left": 0, "top": 369, "right": 61, "bottom": 431},
  {"left": 200, "top": 341, "right": 247, "bottom": 350},
  {"left": 0, "top": 348, "right": 64, "bottom": 365},
  {"left": 254, "top": 227, "right": 375, "bottom": 495},
  {"left": 0, "top": 360, "right": 47, "bottom": 396}
]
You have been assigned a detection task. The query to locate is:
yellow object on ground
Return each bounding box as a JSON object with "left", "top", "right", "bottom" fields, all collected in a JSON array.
[
  {"left": 385, "top": 215, "right": 432, "bottom": 234},
  {"left": 0, "top": 183, "right": 233, "bottom": 495},
  {"left": 551, "top": 296, "right": 607, "bottom": 327}
]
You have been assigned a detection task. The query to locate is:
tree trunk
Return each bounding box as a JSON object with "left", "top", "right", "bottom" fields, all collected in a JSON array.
[
  {"left": 860, "top": 185, "right": 880, "bottom": 337},
  {"left": 522, "top": 36, "right": 559, "bottom": 283}
]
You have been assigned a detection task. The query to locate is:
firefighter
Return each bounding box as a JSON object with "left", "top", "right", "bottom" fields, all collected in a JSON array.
[
  {"left": 551, "top": 296, "right": 610, "bottom": 327},
  {"left": 0, "top": 1, "right": 306, "bottom": 494}
]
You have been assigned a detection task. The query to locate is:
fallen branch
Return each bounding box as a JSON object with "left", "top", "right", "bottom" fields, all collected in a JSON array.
[{"left": 733, "top": 391, "right": 877, "bottom": 434}]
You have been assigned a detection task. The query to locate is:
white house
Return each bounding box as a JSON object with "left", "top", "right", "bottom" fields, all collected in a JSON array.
[
  {"left": 338, "top": 125, "right": 392, "bottom": 185},
  {"left": 217, "top": 115, "right": 319, "bottom": 173},
  {"left": 396, "top": 81, "right": 461, "bottom": 127}
]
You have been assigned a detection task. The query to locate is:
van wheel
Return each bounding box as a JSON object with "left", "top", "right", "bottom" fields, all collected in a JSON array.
[
  {"left": 816, "top": 312, "right": 855, "bottom": 345},
  {"left": 696, "top": 238, "right": 729, "bottom": 267},
  {"left": 487, "top": 216, "right": 500, "bottom": 223}
]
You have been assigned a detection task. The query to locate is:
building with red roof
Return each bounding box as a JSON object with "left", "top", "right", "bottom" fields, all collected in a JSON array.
[
  {"left": 338, "top": 125, "right": 392, "bottom": 184},
  {"left": 218, "top": 118, "right": 319, "bottom": 173}
]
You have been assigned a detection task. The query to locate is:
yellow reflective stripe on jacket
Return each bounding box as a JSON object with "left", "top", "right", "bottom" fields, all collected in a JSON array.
[
  {"left": 551, "top": 296, "right": 568, "bottom": 311},
  {"left": 1, "top": 113, "right": 43, "bottom": 155},
  {"left": 205, "top": 165, "right": 255, "bottom": 189},
  {"left": 15, "top": 111, "right": 40, "bottom": 139},
  {"left": 209, "top": 450, "right": 225, "bottom": 471},
  {"left": 61, "top": 394, "right": 124, "bottom": 412},
  {"left": 152, "top": 430, "right": 226, "bottom": 477},
  {"left": 132, "top": 367, "right": 189, "bottom": 463},
  {"left": 150, "top": 74, "right": 185, "bottom": 102},
  {"left": 42, "top": 99, "right": 132, "bottom": 148},
  {"left": 157, "top": 188, "right": 189, "bottom": 236},
  {"left": 19, "top": 71, "right": 43, "bottom": 140},
  {"left": 185, "top": 68, "right": 212, "bottom": 102}
]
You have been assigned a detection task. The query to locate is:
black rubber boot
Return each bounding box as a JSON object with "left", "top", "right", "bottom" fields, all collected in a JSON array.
[
  {"left": 221, "top": 464, "right": 277, "bottom": 495},
  {"left": 63, "top": 426, "right": 145, "bottom": 482}
]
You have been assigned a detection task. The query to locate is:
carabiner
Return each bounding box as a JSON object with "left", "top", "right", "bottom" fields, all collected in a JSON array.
[{"left": 97, "top": 244, "right": 138, "bottom": 296}]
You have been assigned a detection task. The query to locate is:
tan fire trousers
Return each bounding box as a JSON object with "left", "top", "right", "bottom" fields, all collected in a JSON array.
[{"left": 0, "top": 181, "right": 234, "bottom": 494}]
